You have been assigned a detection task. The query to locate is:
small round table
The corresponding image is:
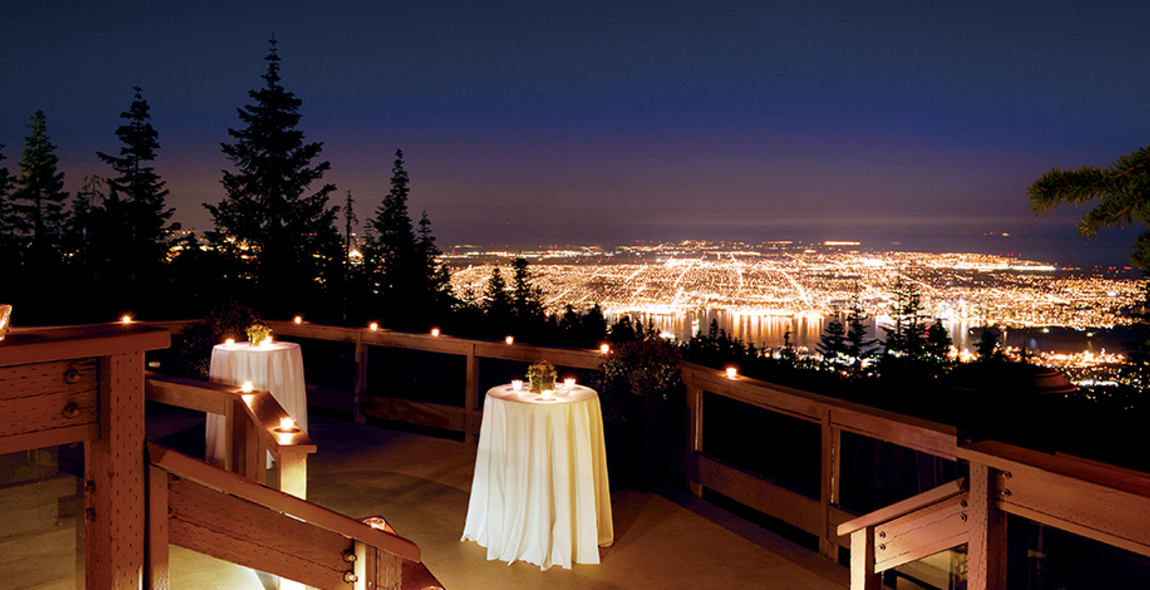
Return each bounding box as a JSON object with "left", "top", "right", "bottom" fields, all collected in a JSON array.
[
  {"left": 205, "top": 341, "right": 308, "bottom": 466},
  {"left": 461, "top": 384, "right": 613, "bottom": 570}
]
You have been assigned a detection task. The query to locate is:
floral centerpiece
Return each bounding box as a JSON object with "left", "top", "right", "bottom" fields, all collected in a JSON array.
[
  {"left": 246, "top": 321, "right": 272, "bottom": 345},
  {"left": 526, "top": 360, "right": 557, "bottom": 393}
]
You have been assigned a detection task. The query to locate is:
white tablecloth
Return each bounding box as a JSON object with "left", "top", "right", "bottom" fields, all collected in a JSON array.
[
  {"left": 462, "top": 384, "right": 613, "bottom": 570},
  {"left": 206, "top": 341, "right": 308, "bottom": 466}
]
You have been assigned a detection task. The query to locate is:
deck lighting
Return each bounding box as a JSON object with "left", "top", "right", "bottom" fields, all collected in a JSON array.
[
  {"left": 563, "top": 378, "right": 576, "bottom": 391},
  {"left": 431, "top": 328, "right": 441, "bottom": 337},
  {"left": 121, "top": 315, "right": 132, "bottom": 325},
  {"left": 277, "top": 417, "right": 298, "bottom": 432},
  {"left": 726, "top": 367, "right": 738, "bottom": 379},
  {"left": 241, "top": 381, "right": 254, "bottom": 393},
  {"left": 505, "top": 335, "right": 514, "bottom": 345},
  {"left": 599, "top": 344, "right": 610, "bottom": 354},
  {"left": 225, "top": 338, "right": 236, "bottom": 346},
  {"left": 293, "top": 316, "right": 302, "bottom": 324},
  {"left": 511, "top": 379, "right": 524, "bottom": 391},
  {"left": 259, "top": 336, "right": 272, "bottom": 347},
  {"left": 541, "top": 389, "right": 554, "bottom": 401},
  {"left": 369, "top": 322, "right": 379, "bottom": 331}
]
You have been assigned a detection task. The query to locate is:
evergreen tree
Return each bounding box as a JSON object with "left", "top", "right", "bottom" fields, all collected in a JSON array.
[
  {"left": 817, "top": 316, "right": 848, "bottom": 360},
  {"left": 510, "top": 257, "right": 545, "bottom": 321},
  {"left": 844, "top": 295, "right": 878, "bottom": 365},
  {"left": 205, "top": 39, "right": 341, "bottom": 316},
  {"left": 0, "top": 140, "right": 14, "bottom": 252},
  {"left": 1028, "top": 145, "right": 1150, "bottom": 268},
  {"left": 925, "top": 319, "right": 953, "bottom": 365},
  {"left": 882, "top": 277, "right": 928, "bottom": 359},
  {"left": 415, "top": 210, "right": 455, "bottom": 314},
  {"left": 975, "top": 328, "right": 1004, "bottom": 362},
  {"left": 11, "top": 110, "right": 69, "bottom": 262},
  {"left": 95, "top": 87, "right": 179, "bottom": 273},
  {"left": 483, "top": 265, "right": 512, "bottom": 327}
]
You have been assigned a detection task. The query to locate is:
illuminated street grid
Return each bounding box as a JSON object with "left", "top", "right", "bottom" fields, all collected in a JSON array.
[{"left": 447, "top": 241, "right": 1145, "bottom": 331}]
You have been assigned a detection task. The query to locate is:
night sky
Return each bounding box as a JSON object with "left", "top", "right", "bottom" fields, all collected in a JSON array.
[{"left": 3, "top": 1, "right": 1148, "bottom": 264}]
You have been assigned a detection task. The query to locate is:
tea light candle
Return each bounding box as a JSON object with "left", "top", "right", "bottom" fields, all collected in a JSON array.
[
  {"left": 369, "top": 322, "right": 379, "bottom": 331},
  {"left": 431, "top": 327, "right": 441, "bottom": 337},
  {"left": 225, "top": 338, "right": 235, "bottom": 346},
  {"left": 563, "top": 378, "right": 576, "bottom": 390},
  {"left": 241, "top": 381, "right": 254, "bottom": 393},
  {"left": 260, "top": 336, "right": 272, "bottom": 347},
  {"left": 726, "top": 367, "right": 738, "bottom": 379},
  {"left": 121, "top": 315, "right": 132, "bottom": 324},
  {"left": 280, "top": 417, "right": 296, "bottom": 431},
  {"left": 511, "top": 379, "right": 523, "bottom": 391},
  {"left": 600, "top": 343, "right": 610, "bottom": 354},
  {"left": 505, "top": 335, "right": 514, "bottom": 345},
  {"left": 541, "top": 389, "right": 554, "bottom": 400},
  {"left": 293, "top": 315, "right": 303, "bottom": 324}
]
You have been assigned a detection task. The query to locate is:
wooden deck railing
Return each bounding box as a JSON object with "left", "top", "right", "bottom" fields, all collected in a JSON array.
[
  {"left": 0, "top": 323, "right": 434, "bottom": 590},
  {"left": 144, "top": 371, "right": 316, "bottom": 498},
  {"left": 147, "top": 442, "right": 420, "bottom": 590}
]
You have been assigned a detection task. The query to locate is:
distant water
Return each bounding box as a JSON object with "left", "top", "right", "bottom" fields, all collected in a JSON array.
[{"left": 616, "top": 309, "right": 1136, "bottom": 356}]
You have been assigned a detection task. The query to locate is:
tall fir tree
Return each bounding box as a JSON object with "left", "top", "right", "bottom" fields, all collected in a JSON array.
[
  {"left": 882, "top": 277, "right": 927, "bottom": 359},
  {"left": 0, "top": 139, "right": 13, "bottom": 243},
  {"left": 96, "top": 87, "right": 179, "bottom": 270},
  {"left": 205, "top": 39, "right": 341, "bottom": 316},
  {"left": 11, "top": 110, "right": 69, "bottom": 263},
  {"left": 364, "top": 150, "right": 416, "bottom": 310}
]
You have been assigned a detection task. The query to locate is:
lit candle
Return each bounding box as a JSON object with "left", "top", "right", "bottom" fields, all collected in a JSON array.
[
  {"left": 260, "top": 336, "right": 272, "bottom": 347},
  {"left": 511, "top": 379, "right": 523, "bottom": 391},
  {"left": 726, "top": 367, "right": 738, "bottom": 379},
  {"left": 225, "top": 338, "right": 235, "bottom": 346},
  {"left": 505, "top": 335, "right": 514, "bottom": 345},
  {"left": 599, "top": 343, "right": 610, "bottom": 354},
  {"left": 431, "top": 327, "right": 441, "bottom": 337},
  {"left": 280, "top": 417, "right": 296, "bottom": 431},
  {"left": 564, "top": 378, "right": 576, "bottom": 390},
  {"left": 369, "top": 322, "right": 379, "bottom": 331},
  {"left": 241, "top": 381, "right": 254, "bottom": 393},
  {"left": 542, "top": 389, "right": 554, "bottom": 400},
  {"left": 121, "top": 315, "right": 132, "bottom": 324},
  {"left": 293, "top": 315, "right": 302, "bottom": 324}
]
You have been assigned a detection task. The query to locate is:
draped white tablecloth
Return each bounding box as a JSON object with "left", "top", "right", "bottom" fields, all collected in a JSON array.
[
  {"left": 462, "top": 384, "right": 613, "bottom": 570},
  {"left": 206, "top": 341, "right": 308, "bottom": 466}
]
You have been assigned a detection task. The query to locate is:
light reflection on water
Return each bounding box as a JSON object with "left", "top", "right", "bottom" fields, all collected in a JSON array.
[{"left": 612, "top": 309, "right": 1128, "bottom": 355}]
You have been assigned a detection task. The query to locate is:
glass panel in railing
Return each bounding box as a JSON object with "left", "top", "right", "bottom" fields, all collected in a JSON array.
[
  {"left": 1006, "top": 514, "right": 1150, "bottom": 589},
  {"left": 838, "top": 430, "right": 962, "bottom": 514},
  {"left": 368, "top": 346, "right": 468, "bottom": 406},
  {"left": 881, "top": 545, "right": 967, "bottom": 590},
  {"left": 169, "top": 545, "right": 275, "bottom": 589},
  {"left": 0, "top": 443, "right": 85, "bottom": 589},
  {"left": 701, "top": 392, "right": 821, "bottom": 498}
]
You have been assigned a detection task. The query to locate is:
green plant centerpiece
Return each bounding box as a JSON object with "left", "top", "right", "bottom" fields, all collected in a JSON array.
[
  {"left": 526, "top": 360, "right": 557, "bottom": 393},
  {"left": 246, "top": 320, "right": 272, "bottom": 345}
]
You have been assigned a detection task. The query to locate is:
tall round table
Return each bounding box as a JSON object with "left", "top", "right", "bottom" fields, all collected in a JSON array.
[
  {"left": 206, "top": 341, "right": 308, "bottom": 466},
  {"left": 462, "top": 384, "right": 613, "bottom": 570}
]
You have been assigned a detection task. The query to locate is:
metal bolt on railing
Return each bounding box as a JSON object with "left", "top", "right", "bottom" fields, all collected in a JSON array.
[
  {"left": 878, "top": 544, "right": 886, "bottom": 551},
  {"left": 343, "top": 571, "right": 358, "bottom": 584},
  {"left": 878, "top": 531, "right": 886, "bottom": 539},
  {"left": 342, "top": 550, "right": 357, "bottom": 562},
  {"left": 960, "top": 513, "right": 968, "bottom": 522},
  {"left": 1001, "top": 489, "right": 1012, "bottom": 497}
]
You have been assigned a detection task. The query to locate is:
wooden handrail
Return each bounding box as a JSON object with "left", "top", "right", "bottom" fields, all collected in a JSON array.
[
  {"left": 145, "top": 372, "right": 316, "bottom": 455},
  {"left": 837, "top": 478, "right": 967, "bottom": 537},
  {"left": 148, "top": 442, "right": 420, "bottom": 562}
]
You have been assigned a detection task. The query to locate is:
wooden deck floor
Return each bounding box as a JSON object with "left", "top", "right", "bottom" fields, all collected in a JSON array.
[{"left": 154, "top": 413, "right": 851, "bottom": 590}]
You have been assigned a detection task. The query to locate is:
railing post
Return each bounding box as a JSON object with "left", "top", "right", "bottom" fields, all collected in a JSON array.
[
  {"left": 464, "top": 343, "right": 479, "bottom": 444},
  {"left": 278, "top": 451, "right": 307, "bottom": 499},
  {"left": 147, "top": 464, "right": 170, "bottom": 590},
  {"left": 354, "top": 333, "right": 368, "bottom": 424},
  {"left": 968, "top": 462, "right": 1007, "bottom": 590},
  {"left": 86, "top": 352, "right": 147, "bottom": 590},
  {"left": 223, "top": 397, "right": 236, "bottom": 473},
  {"left": 849, "top": 527, "right": 882, "bottom": 590},
  {"left": 819, "top": 410, "right": 838, "bottom": 559},
  {"left": 685, "top": 370, "right": 704, "bottom": 498}
]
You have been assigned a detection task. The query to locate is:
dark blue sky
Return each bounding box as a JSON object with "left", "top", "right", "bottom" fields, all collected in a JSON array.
[{"left": 3, "top": 1, "right": 1148, "bottom": 264}]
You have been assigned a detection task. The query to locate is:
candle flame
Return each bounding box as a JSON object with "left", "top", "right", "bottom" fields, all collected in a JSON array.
[
  {"left": 225, "top": 338, "right": 235, "bottom": 346},
  {"left": 431, "top": 327, "right": 441, "bottom": 337},
  {"left": 241, "top": 381, "right": 254, "bottom": 393},
  {"left": 293, "top": 316, "right": 302, "bottom": 324},
  {"left": 505, "top": 335, "right": 514, "bottom": 344},
  {"left": 121, "top": 315, "right": 132, "bottom": 324},
  {"left": 280, "top": 417, "right": 295, "bottom": 431},
  {"left": 369, "top": 322, "right": 379, "bottom": 331},
  {"left": 726, "top": 367, "right": 738, "bottom": 379}
]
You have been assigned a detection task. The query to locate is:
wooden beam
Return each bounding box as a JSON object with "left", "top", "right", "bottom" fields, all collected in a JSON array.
[
  {"left": 147, "top": 465, "right": 170, "bottom": 590},
  {"left": 145, "top": 372, "right": 235, "bottom": 415},
  {"left": 0, "top": 359, "right": 98, "bottom": 439},
  {"left": 167, "top": 474, "right": 354, "bottom": 589},
  {"left": 279, "top": 450, "right": 307, "bottom": 500},
  {"left": 819, "top": 411, "right": 836, "bottom": 559},
  {"left": 0, "top": 423, "right": 99, "bottom": 455},
  {"left": 147, "top": 443, "right": 420, "bottom": 562},
  {"left": 838, "top": 478, "right": 967, "bottom": 536},
  {"left": 874, "top": 492, "right": 969, "bottom": 573},
  {"left": 967, "top": 463, "right": 1007, "bottom": 590},
  {"left": 86, "top": 352, "right": 147, "bottom": 590},
  {"left": 849, "top": 527, "right": 882, "bottom": 590},
  {"left": 686, "top": 379, "right": 704, "bottom": 497},
  {"left": 464, "top": 343, "right": 478, "bottom": 444},
  {"left": 0, "top": 324, "right": 169, "bottom": 367},
  {"left": 694, "top": 453, "right": 822, "bottom": 534},
  {"left": 354, "top": 335, "right": 367, "bottom": 424}
]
